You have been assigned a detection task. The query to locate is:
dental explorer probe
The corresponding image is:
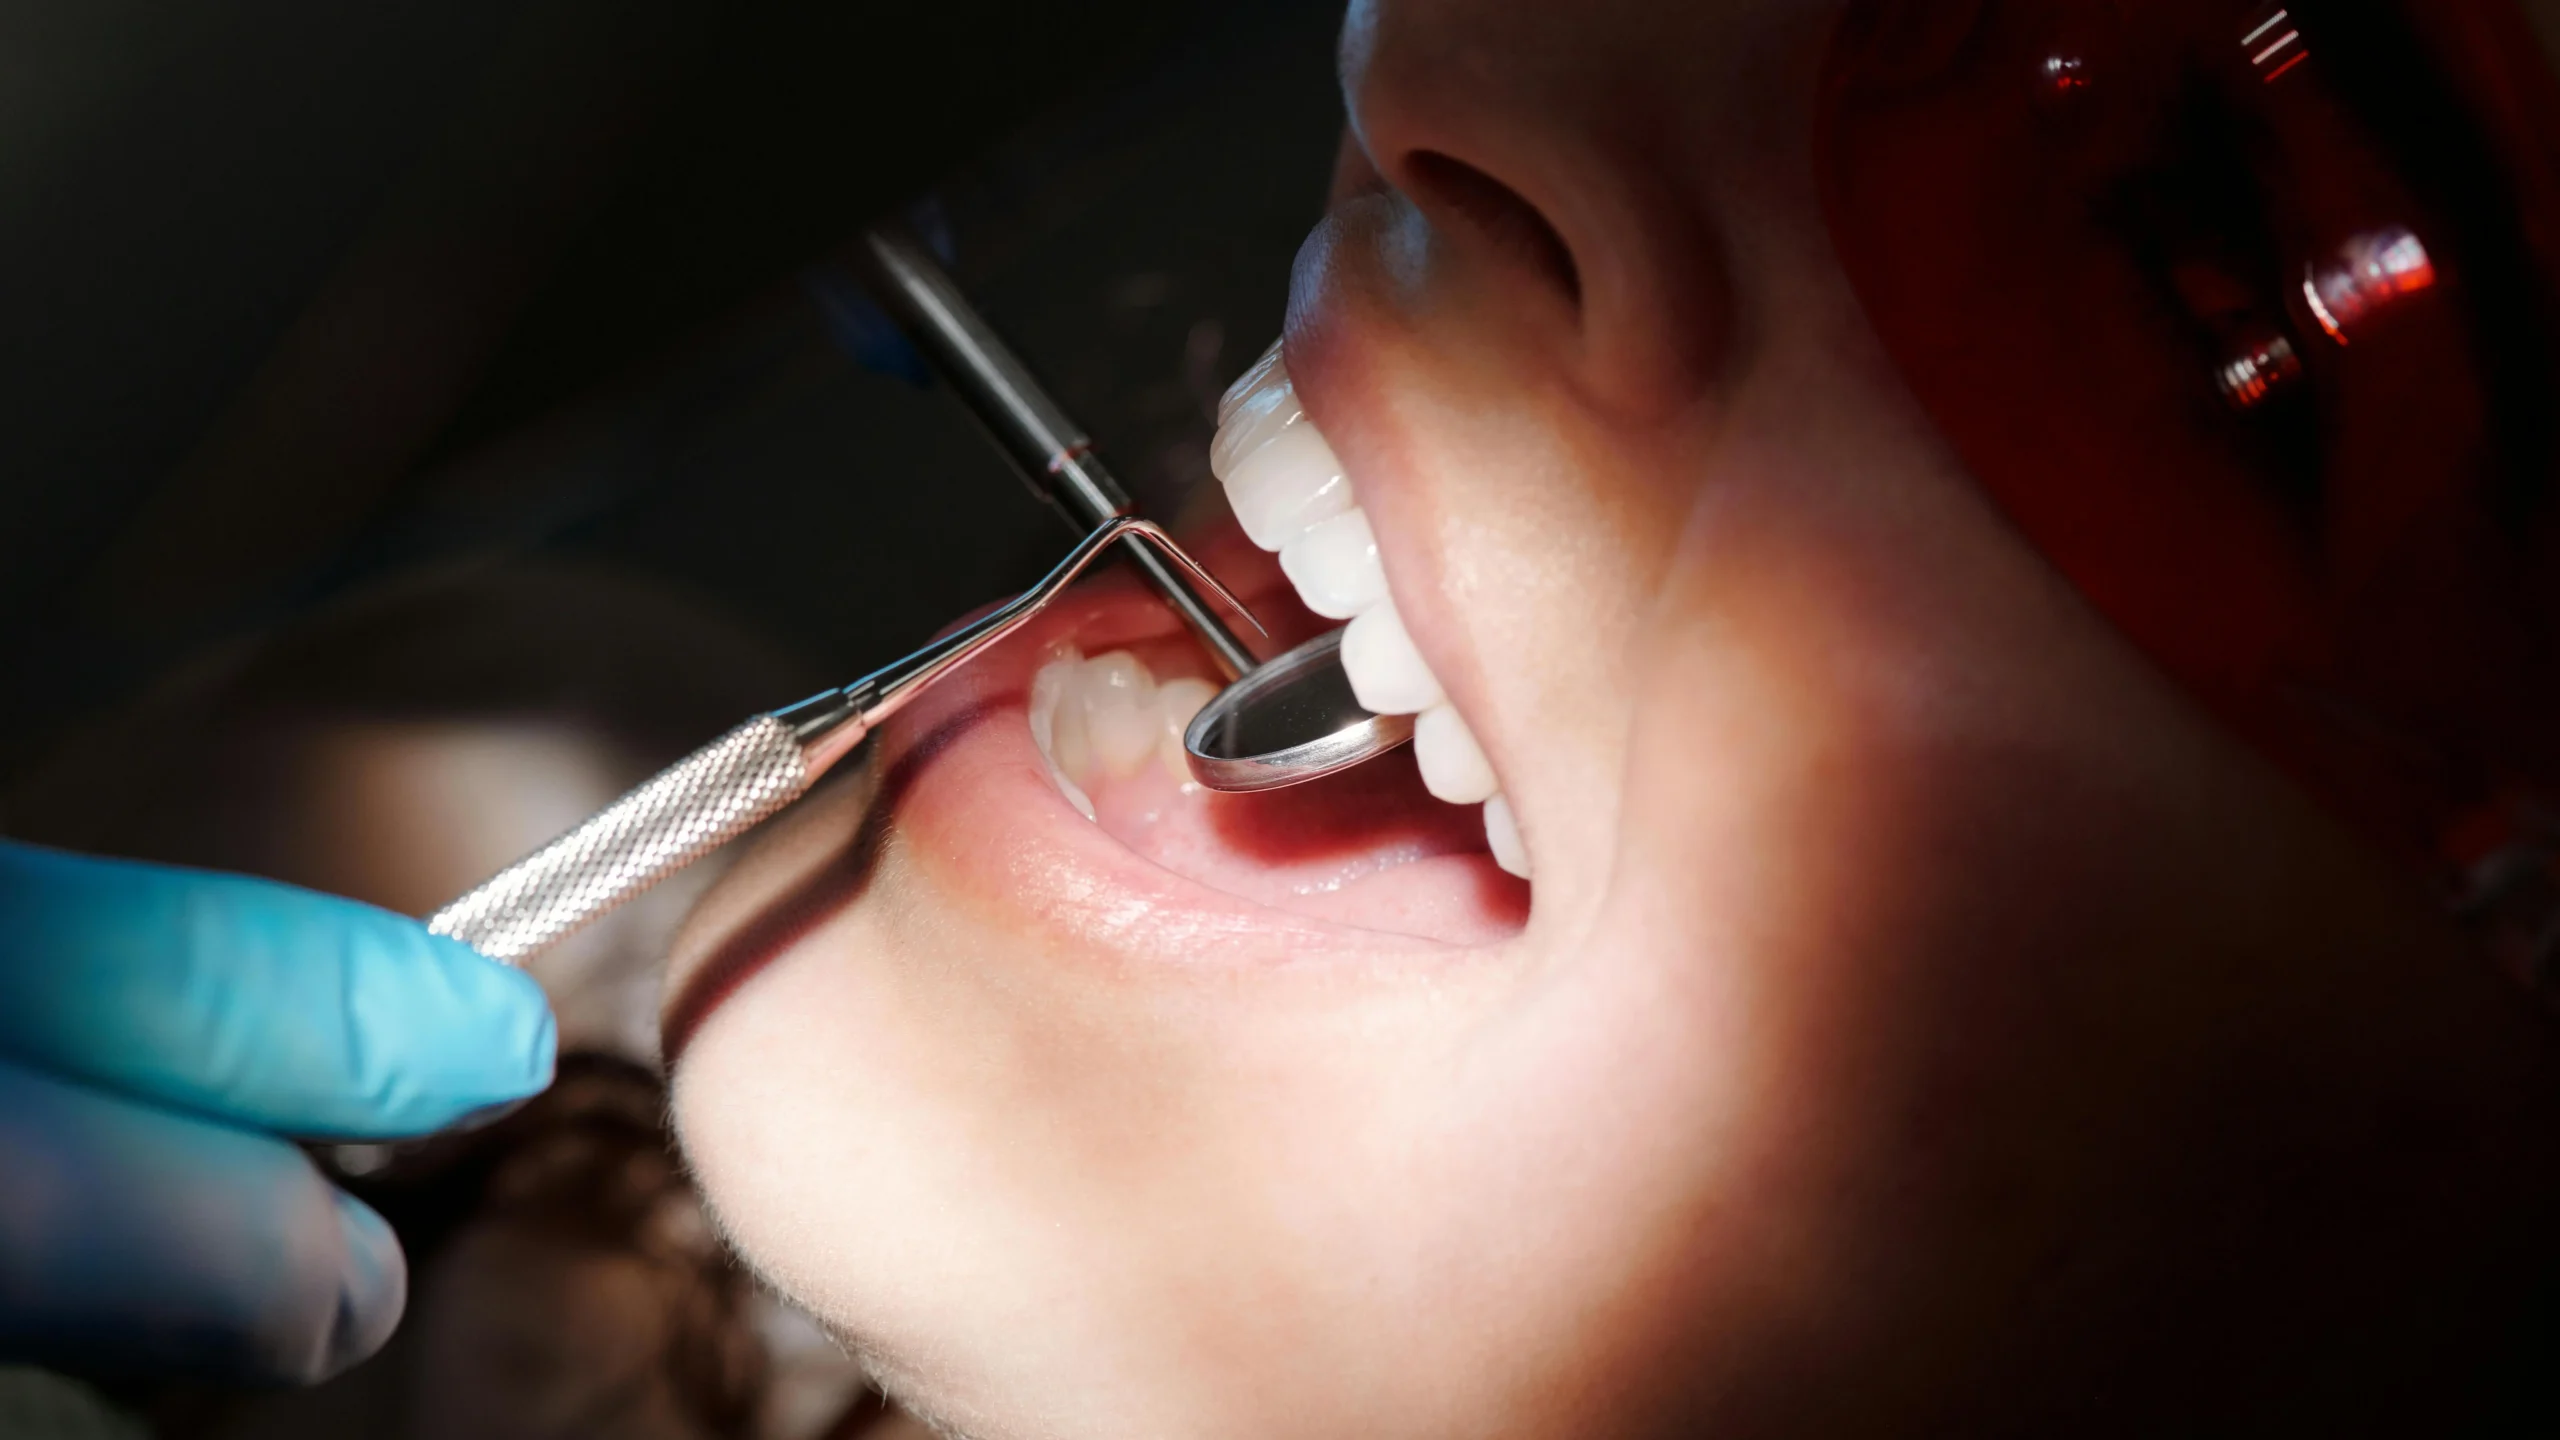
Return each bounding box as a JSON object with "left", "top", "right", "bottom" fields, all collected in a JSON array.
[
  {"left": 426, "top": 517, "right": 1259, "bottom": 965},
  {"left": 857, "top": 226, "right": 1260, "bottom": 681}
]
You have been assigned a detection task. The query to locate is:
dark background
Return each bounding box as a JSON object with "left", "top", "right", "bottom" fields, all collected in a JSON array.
[{"left": 0, "top": 0, "right": 1346, "bottom": 803}]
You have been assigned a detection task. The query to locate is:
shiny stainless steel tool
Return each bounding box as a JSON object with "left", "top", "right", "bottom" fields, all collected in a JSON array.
[
  {"left": 1180, "top": 628, "right": 1414, "bottom": 792},
  {"left": 860, "top": 227, "right": 1411, "bottom": 796},
  {"left": 859, "top": 226, "right": 1260, "bottom": 681},
  {"left": 427, "top": 517, "right": 1257, "bottom": 964}
]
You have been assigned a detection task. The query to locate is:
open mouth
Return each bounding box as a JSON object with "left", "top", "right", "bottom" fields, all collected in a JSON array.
[{"left": 868, "top": 341, "right": 1529, "bottom": 952}]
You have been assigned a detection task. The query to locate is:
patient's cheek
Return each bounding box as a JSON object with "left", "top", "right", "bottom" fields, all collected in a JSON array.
[
  {"left": 666, "top": 879, "right": 1109, "bottom": 1379},
  {"left": 661, "top": 823, "right": 924, "bottom": 1317},
  {"left": 669, "top": 935, "right": 891, "bottom": 1321},
  {"left": 659, "top": 766, "right": 882, "bottom": 1067}
]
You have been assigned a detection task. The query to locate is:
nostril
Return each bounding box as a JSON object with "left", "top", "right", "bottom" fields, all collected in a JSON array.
[{"left": 1402, "top": 149, "right": 1581, "bottom": 307}]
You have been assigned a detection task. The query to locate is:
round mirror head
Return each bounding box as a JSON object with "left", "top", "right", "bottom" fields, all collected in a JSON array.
[{"left": 1183, "top": 627, "right": 1414, "bottom": 793}]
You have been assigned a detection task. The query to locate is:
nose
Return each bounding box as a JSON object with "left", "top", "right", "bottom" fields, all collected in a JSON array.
[{"left": 1334, "top": 0, "right": 1725, "bottom": 417}]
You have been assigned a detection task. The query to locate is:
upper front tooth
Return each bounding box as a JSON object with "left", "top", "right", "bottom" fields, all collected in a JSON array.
[
  {"left": 1412, "top": 704, "right": 1497, "bottom": 804},
  {"left": 1215, "top": 341, "right": 1507, "bottom": 847},
  {"left": 1483, "top": 794, "right": 1530, "bottom": 878},
  {"left": 1339, "top": 594, "right": 1445, "bottom": 715},
  {"left": 1209, "top": 375, "right": 1305, "bottom": 480},
  {"left": 1221, "top": 422, "right": 1356, "bottom": 551},
  {"left": 1278, "top": 507, "right": 1388, "bottom": 620},
  {"left": 1219, "top": 339, "right": 1287, "bottom": 423}
]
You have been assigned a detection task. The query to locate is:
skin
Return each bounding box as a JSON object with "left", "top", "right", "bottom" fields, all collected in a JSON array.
[{"left": 667, "top": 1, "right": 2560, "bottom": 1434}]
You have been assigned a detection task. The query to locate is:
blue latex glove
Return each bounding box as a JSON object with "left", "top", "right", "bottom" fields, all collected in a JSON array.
[{"left": 0, "top": 841, "right": 554, "bottom": 1383}]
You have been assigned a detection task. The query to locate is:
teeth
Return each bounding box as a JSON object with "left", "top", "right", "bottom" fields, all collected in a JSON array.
[
  {"left": 1047, "top": 675, "right": 1094, "bottom": 783},
  {"left": 1210, "top": 392, "right": 1307, "bottom": 482},
  {"left": 1411, "top": 705, "right": 1496, "bottom": 805},
  {"left": 1156, "top": 677, "right": 1216, "bottom": 782},
  {"left": 1339, "top": 596, "right": 1444, "bottom": 715},
  {"left": 1218, "top": 338, "right": 1286, "bottom": 423},
  {"left": 1080, "top": 651, "right": 1161, "bottom": 778},
  {"left": 1218, "top": 423, "right": 1357, "bottom": 552},
  {"left": 1278, "top": 508, "right": 1388, "bottom": 620},
  {"left": 1210, "top": 341, "right": 1532, "bottom": 880},
  {"left": 1027, "top": 654, "right": 1073, "bottom": 757},
  {"left": 1027, "top": 650, "right": 1216, "bottom": 810},
  {"left": 1027, "top": 654, "right": 1102, "bottom": 820},
  {"left": 1055, "top": 769, "right": 1099, "bottom": 822},
  {"left": 1482, "top": 795, "right": 1529, "bottom": 879},
  {"left": 1210, "top": 360, "right": 1309, "bottom": 479}
]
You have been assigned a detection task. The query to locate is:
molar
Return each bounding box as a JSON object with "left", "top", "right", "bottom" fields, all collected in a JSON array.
[
  {"left": 1028, "top": 652, "right": 1220, "bottom": 803},
  {"left": 1048, "top": 679, "right": 1094, "bottom": 783},
  {"left": 1080, "top": 650, "right": 1161, "bottom": 778},
  {"left": 1026, "top": 652, "right": 1100, "bottom": 821},
  {"left": 1054, "top": 770, "right": 1098, "bottom": 822},
  {"left": 1027, "top": 648, "right": 1079, "bottom": 758}
]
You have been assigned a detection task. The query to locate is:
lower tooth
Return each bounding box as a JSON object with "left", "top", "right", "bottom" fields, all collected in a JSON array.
[
  {"left": 1082, "top": 651, "right": 1161, "bottom": 777},
  {"left": 1028, "top": 653, "right": 1102, "bottom": 820},
  {"left": 1049, "top": 690, "right": 1094, "bottom": 783},
  {"left": 1156, "top": 677, "right": 1217, "bottom": 785},
  {"left": 1030, "top": 651, "right": 1223, "bottom": 804},
  {"left": 1029, "top": 652, "right": 1094, "bottom": 785},
  {"left": 1055, "top": 769, "right": 1098, "bottom": 822},
  {"left": 1027, "top": 650, "right": 1081, "bottom": 758},
  {"left": 1483, "top": 794, "right": 1531, "bottom": 879}
]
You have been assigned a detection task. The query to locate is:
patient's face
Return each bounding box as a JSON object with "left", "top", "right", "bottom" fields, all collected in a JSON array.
[{"left": 667, "top": 1, "right": 2560, "bottom": 1434}]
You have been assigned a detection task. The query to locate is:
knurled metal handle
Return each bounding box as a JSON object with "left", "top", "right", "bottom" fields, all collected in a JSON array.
[{"left": 427, "top": 716, "right": 811, "bottom": 964}]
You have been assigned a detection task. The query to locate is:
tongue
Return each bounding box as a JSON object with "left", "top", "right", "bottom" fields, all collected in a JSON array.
[{"left": 1077, "top": 753, "right": 1527, "bottom": 945}]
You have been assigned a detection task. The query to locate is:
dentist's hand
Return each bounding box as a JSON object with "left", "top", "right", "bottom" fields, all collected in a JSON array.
[{"left": 0, "top": 841, "right": 554, "bottom": 1382}]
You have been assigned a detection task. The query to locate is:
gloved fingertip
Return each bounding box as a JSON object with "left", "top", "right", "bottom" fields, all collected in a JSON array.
[
  {"left": 316, "top": 1191, "right": 406, "bottom": 1382},
  {"left": 419, "top": 932, "right": 558, "bottom": 1097},
  {"left": 518, "top": 1003, "right": 558, "bottom": 1096}
]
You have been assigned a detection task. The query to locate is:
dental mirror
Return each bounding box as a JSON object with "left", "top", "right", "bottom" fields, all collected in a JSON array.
[{"left": 1183, "top": 627, "right": 1414, "bottom": 792}]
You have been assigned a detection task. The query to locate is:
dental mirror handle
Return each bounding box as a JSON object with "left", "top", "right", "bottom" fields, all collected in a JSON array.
[{"left": 857, "top": 225, "right": 1259, "bottom": 681}]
